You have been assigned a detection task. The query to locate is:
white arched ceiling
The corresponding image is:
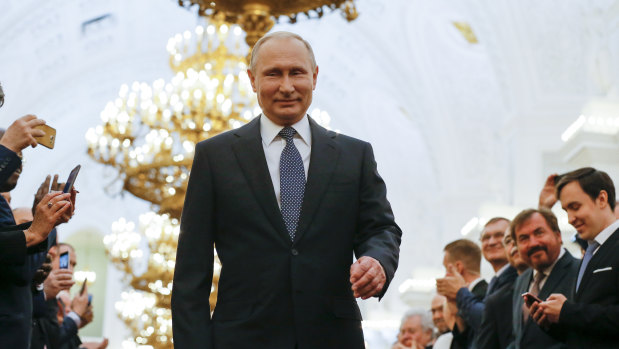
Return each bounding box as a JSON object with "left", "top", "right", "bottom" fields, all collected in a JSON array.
[{"left": 1, "top": 0, "right": 618, "bottom": 342}]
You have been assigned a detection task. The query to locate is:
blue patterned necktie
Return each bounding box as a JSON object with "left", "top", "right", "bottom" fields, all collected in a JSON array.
[
  {"left": 279, "top": 127, "right": 305, "bottom": 239},
  {"left": 576, "top": 241, "right": 600, "bottom": 291}
]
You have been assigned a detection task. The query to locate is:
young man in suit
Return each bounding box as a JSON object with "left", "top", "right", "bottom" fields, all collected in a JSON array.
[
  {"left": 436, "top": 239, "right": 487, "bottom": 349},
  {"left": 532, "top": 167, "right": 619, "bottom": 348},
  {"left": 171, "top": 31, "right": 402, "bottom": 349},
  {"left": 510, "top": 208, "right": 579, "bottom": 349}
]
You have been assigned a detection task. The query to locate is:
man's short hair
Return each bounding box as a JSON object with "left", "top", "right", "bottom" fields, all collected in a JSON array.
[
  {"left": 400, "top": 308, "right": 433, "bottom": 333},
  {"left": 0, "top": 82, "right": 4, "bottom": 108},
  {"left": 509, "top": 208, "right": 560, "bottom": 243},
  {"left": 249, "top": 31, "right": 317, "bottom": 72},
  {"left": 556, "top": 167, "right": 616, "bottom": 211},
  {"left": 443, "top": 239, "right": 481, "bottom": 273},
  {"left": 484, "top": 217, "right": 510, "bottom": 228}
]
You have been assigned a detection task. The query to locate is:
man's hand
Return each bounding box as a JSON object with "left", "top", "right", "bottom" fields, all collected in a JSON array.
[
  {"left": 436, "top": 264, "right": 466, "bottom": 300},
  {"left": 536, "top": 293, "right": 566, "bottom": 324},
  {"left": 25, "top": 191, "right": 72, "bottom": 246},
  {"left": 33, "top": 254, "right": 53, "bottom": 286},
  {"left": 350, "top": 256, "right": 386, "bottom": 299},
  {"left": 391, "top": 342, "right": 413, "bottom": 349},
  {"left": 79, "top": 305, "right": 94, "bottom": 328},
  {"left": 0, "top": 115, "right": 46, "bottom": 153},
  {"left": 71, "top": 283, "right": 89, "bottom": 322},
  {"left": 32, "top": 174, "right": 58, "bottom": 215},
  {"left": 539, "top": 174, "right": 558, "bottom": 209},
  {"left": 44, "top": 269, "right": 75, "bottom": 299}
]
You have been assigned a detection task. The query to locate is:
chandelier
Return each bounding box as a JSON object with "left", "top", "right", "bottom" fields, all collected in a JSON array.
[
  {"left": 87, "top": 18, "right": 251, "bottom": 349},
  {"left": 177, "top": 0, "right": 359, "bottom": 48}
]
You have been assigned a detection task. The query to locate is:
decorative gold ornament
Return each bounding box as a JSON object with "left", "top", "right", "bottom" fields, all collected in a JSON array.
[{"left": 177, "top": 0, "right": 359, "bottom": 48}]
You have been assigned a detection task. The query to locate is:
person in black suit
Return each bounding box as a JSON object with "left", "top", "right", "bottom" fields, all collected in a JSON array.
[
  {"left": 171, "top": 31, "right": 402, "bottom": 349},
  {"left": 477, "top": 226, "right": 529, "bottom": 349},
  {"left": 532, "top": 167, "right": 619, "bottom": 348},
  {"left": 509, "top": 208, "right": 579, "bottom": 349},
  {"left": 0, "top": 82, "right": 56, "bottom": 264},
  {"left": 436, "top": 239, "right": 487, "bottom": 349},
  {"left": 445, "top": 218, "right": 518, "bottom": 348}
]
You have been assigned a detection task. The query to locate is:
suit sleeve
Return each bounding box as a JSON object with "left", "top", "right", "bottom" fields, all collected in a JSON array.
[
  {"left": 172, "top": 143, "right": 215, "bottom": 348},
  {"left": 558, "top": 301, "right": 619, "bottom": 337},
  {"left": 456, "top": 287, "right": 485, "bottom": 331},
  {"left": 0, "top": 144, "right": 22, "bottom": 185},
  {"left": 353, "top": 142, "right": 402, "bottom": 298},
  {"left": 0, "top": 230, "right": 26, "bottom": 265}
]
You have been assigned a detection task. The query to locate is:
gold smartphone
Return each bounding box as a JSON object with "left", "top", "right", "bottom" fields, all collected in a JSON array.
[{"left": 33, "top": 124, "right": 56, "bottom": 149}]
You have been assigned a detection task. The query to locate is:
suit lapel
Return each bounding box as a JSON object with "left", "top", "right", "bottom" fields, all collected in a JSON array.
[
  {"left": 513, "top": 269, "right": 532, "bottom": 341},
  {"left": 538, "top": 250, "right": 573, "bottom": 300},
  {"left": 575, "top": 227, "right": 619, "bottom": 299},
  {"left": 231, "top": 117, "right": 290, "bottom": 244},
  {"left": 293, "top": 118, "right": 339, "bottom": 244}
]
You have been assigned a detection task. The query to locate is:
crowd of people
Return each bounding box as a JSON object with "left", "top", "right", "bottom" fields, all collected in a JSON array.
[
  {"left": 0, "top": 83, "right": 107, "bottom": 348},
  {"left": 392, "top": 168, "right": 619, "bottom": 349}
]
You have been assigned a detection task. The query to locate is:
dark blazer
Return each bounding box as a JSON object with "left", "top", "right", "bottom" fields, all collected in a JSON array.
[
  {"left": 0, "top": 144, "right": 21, "bottom": 186},
  {"left": 31, "top": 297, "right": 79, "bottom": 349},
  {"left": 477, "top": 280, "right": 517, "bottom": 349},
  {"left": 557, "top": 226, "right": 619, "bottom": 348},
  {"left": 457, "top": 266, "right": 518, "bottom": 332},
  {"left": 0, "top": 223, "right": 55, "bottom": 348},
  {"left": 171, "top": 116, "right": 401, "bottom": 349},
  {"left": 512, "top": 250, "right": 579, "bottom": 349},
  {"left": 451, "top": 279, "right": 488, "bottom": 349}
]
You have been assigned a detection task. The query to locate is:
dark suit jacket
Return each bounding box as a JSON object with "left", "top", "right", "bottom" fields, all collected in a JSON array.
[
  {"left": 31, "top": 297, "right": 79, "bottom": 349},
  {"left": 0, "top": 223, "right": 55, "bottom": 348},
  {"left": 477, "top": 280, "right": 517, "bottom": 349},
  {"left": 557, "top": 226, "right": 619, "bottom": 348},
  {"left": 171, "top": 116, "right": 401, "bottom": 349},
  {"left": 457, "top": 266, "right": 518, "bottom": 332},
  {"left": 451, "top": 280, "right": 488, "bottom": 349},
  {"left": 512, "top": 250, "right": 579, "bottom": 349}
]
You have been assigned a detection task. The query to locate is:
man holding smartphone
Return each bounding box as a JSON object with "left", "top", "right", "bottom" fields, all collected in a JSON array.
[{"left": 509, "top": 208, "right": 578, "bottom": 349}]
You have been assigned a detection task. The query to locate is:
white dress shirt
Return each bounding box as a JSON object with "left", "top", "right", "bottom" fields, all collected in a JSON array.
[{"left": 260, "top": 114, "right": 312, "bottom": 208}]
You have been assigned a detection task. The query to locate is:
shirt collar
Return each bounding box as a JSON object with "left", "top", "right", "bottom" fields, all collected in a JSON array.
[
  {"left": 594, "top": 219, "right": 619, "bottom": 247},
  {"left": 260, "top": 114, "right": 311, "bottom": 147}
]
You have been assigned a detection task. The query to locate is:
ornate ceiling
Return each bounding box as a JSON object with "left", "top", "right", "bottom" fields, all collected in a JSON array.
[{"left": 1, "top": 0, "right": 618, "bottom": 345}]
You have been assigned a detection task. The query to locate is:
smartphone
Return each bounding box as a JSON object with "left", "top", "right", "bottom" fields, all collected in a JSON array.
[
  {"left": 63, "top": 165, "right": 81, "bottom": 193},
  {"left": 33, "top": 124, "right": 56, "bottom": 149},
  {"left": 79, "top": 277, "right": 88, "bottom": 295},
  {"left": 522, "top": 292, "right": 543, "bottom": 307},
  {"left": 88, "top": 294, "right": 93, "bottom": 305},
  {"left": 59, "top": 251, "right": 69, "bottom": 269}
]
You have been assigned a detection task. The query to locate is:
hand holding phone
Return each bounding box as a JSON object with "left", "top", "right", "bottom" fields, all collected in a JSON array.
[
  {"left": 522, "top": 292, "right": 543, "bottom": 307},
  {"left": 79, "top": 277, "right": 88, "bottom": 295}
]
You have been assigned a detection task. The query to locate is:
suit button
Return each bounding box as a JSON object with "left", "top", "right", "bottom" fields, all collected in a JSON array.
[{"left": 291, "top": 248, "right": 299, "bottom": 256}]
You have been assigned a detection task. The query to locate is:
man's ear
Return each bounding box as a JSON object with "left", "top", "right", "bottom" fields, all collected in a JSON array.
[
  {"left": 455, "top": 261, "right": 464, "bottom": 275},
  {"left": 247, "top": 69, "right": 257, "bottom": 92},
  {"left": 596, "top": 190, "right": 609, "bottom": 210},
  {"left": 312, "top": 65, "right": 319, "bottom": 90}
]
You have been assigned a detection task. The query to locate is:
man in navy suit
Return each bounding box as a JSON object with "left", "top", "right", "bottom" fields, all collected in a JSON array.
[
  {"left": 532, "top": 167, "right": 619, "bottom": 348},
  {"left": 171, "top": 32, "right": 402, "bottom": 349}
]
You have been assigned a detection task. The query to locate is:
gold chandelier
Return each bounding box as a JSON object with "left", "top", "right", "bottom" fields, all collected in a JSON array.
[
  {"left": 177, "top": 0, "right": 359, "bottom": 48},
  {"left": 87, "top": 18, "right": 251, "bottom": 349}
]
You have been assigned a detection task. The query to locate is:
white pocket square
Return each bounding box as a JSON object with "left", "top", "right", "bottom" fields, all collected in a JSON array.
[{"left": 593, "top": 267, "right": 612, "bottom": 273}]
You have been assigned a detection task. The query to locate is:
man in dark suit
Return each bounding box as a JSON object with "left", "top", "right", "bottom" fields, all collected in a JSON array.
[
  {"left": 509, "top": 208, "right": 579, "bottom": 349},
  {"left": 532, "top": 167, "right": 619, "bottom": 348},
  {"left": 436, "top": 239, "right": 487, "bottom": 349},
  {"left": 477, "top": 226, "right": 529, "bottom": 349},
  {"left": 446, "top": 218, "right": 518, "bottom": 348},
  {"left": 171, "top": 31, "right": 402, "bottom": 349}
]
